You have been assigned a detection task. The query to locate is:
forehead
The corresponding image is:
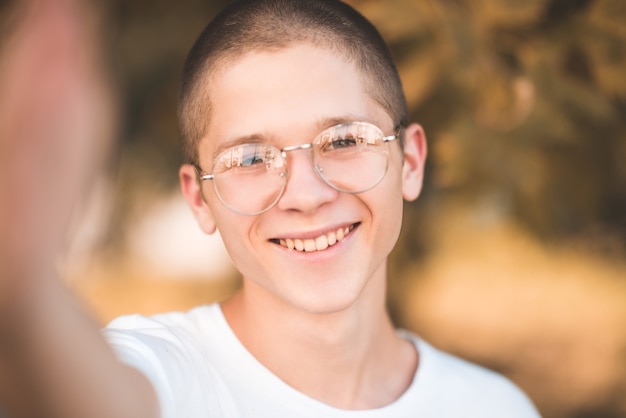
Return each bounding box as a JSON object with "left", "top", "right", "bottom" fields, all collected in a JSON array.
[{"left": 197, "top": 44, "right": 391, "bottom": 162}]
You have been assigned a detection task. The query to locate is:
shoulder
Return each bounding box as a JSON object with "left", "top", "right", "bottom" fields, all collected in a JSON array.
[
  {"left": 102, "top": 304, "right": 237, "bottom": 417},
  {"left": 102, "top": 303, "right": 225, "bottom": 377},
  {"left": 403, "top": 332, "right": 541, "bottom": 417}
]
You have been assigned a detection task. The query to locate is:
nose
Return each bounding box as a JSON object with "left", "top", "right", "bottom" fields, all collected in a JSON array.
[{"left": 275, "top": 147, "right": 338, "bottom": 213}]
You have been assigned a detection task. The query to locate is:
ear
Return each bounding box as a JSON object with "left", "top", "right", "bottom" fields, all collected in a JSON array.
[
  {"left": 179, "top": 164, "right": 217, "bottom": 235},
  {"left": 401, "top": 123, "right": 427, "bottom": 201}
]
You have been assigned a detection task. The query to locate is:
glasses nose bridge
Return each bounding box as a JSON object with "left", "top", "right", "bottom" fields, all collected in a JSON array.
[
  {"left": 279, "top": 141, "right": 332, "bottom": 191},
  {"left": 280, "top": 142, "right": 314, "bottom": 158},
  {"left": 280, "top": 142, "right": 323, "bottom": 180},
  {"left": 280, "top": 142, "right": 317, "bottom": 175}
]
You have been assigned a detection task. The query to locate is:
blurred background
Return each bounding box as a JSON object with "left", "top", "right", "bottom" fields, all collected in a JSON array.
[{"left": 8, "top": 0, "right": 623, "bottom": 417}]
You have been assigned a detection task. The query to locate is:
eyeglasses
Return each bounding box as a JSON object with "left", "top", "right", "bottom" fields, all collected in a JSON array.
[{"left": 194, "top": 121, "right": 401, "bottom": 215}]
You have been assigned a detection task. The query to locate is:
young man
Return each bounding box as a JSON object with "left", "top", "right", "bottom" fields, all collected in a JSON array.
[
  {"left": 105, "top": 0, "right": 540, "bottom": 416},
  {"left": 0, "top": 0, "right": 540, "bottom": 417}
]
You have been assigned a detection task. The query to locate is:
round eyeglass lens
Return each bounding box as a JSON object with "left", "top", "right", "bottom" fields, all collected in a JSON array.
[
  {"left": 313, "top": 122, "right": 390, "bottom": 193},
  {"left": 212, "top": 144, "right": 286, "bottom": 215}
]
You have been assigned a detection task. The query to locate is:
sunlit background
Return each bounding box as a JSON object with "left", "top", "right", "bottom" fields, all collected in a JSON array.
[{"left": 34, "top": 0, "right": 626, "bottom": 417}]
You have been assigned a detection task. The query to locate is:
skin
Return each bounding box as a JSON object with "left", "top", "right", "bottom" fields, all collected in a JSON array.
[
  {"left": 180, "top": 44, "right": 427, "bottom": 409},
  {"left": 0, "top": 1, "right": 158, "bottom": 417}
]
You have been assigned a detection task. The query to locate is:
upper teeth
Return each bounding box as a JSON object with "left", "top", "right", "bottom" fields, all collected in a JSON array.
[{"left": 278, "top": 225, "right": 353, "bottom": 252}]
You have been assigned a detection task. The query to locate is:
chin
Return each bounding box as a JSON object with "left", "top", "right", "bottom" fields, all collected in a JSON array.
[{"left": 288, "top": 286, "right": 364, "bottom": 316}]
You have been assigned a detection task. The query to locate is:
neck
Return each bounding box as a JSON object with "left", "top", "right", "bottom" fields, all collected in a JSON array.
[{"left": 220, "top": 265, "right": 418, "bottom": 409}]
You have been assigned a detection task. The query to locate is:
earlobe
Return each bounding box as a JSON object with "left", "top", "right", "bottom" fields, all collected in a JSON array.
[
  {"left": 401, "top": 123, "right": 427, "bottom": 201},
  {"left": 179, "top": 164, "right": 217, "bottom": 235}
]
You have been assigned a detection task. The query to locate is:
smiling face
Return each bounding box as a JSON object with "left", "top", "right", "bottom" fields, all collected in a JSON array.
[{"left": 180, "top": 44, "right": 425, "bottom": 315}]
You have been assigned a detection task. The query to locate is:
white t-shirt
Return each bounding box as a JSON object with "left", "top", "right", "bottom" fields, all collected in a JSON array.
[{"left": 103, "top": 304, "right": 540, "bottom": 418}]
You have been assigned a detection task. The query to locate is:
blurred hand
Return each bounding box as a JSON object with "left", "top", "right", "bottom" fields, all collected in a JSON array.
[
  {"left": 0, "top": 5, "right": 162, "bottom": 418},
  {"left": 0, "top": 0, "right": 115, "bottom": 302}
]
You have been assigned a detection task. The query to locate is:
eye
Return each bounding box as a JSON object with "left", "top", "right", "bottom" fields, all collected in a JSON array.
[
  {"left": 241, "top": 152, "right": 266, "bottom": 166},
  {"left": 330, "top": 136, "right": 358, "bottom": 149},
  {"left": 319, "top": 134, "right": 360, "bottom": 153},
  {"left": 214, "top": 144, "right": 278, "bottom": 173}
]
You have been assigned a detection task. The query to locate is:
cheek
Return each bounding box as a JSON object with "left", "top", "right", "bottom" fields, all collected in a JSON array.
[
  {"left": 380, "top": 196, "right": 404, "bottom": 245},
  {"left": 379, "top": 166, "right": 405, "bottom": 243},
  {"left": 212, "top": 207, "right": 246, "bottom": 250},
  {"left": 213, "top": 211, "right": 265, "bottom": 273}
]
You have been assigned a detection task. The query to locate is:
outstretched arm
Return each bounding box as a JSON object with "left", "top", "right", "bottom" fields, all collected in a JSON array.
[{"left": 0, "top": 1, "right": 158, "bottom": 417}]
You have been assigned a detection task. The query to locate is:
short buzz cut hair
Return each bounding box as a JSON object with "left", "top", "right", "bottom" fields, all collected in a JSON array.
[{"left": 178, "top": 0, "right": 408, "bottom": 164}]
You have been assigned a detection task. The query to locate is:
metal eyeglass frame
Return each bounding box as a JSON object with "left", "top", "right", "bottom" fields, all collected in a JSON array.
[{"left": 192, "top": 122, "right": 402, "bottom": 215}]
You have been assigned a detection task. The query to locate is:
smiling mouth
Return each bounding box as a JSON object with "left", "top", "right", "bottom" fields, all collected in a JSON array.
[{"left": 270, "top": 224, "right": 358, "bottom": 252}]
